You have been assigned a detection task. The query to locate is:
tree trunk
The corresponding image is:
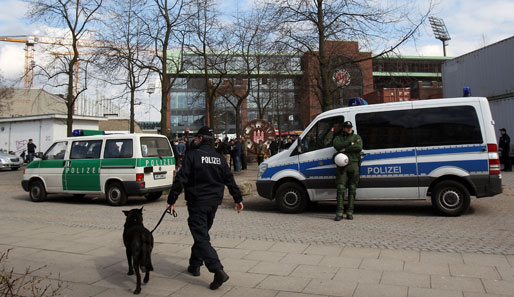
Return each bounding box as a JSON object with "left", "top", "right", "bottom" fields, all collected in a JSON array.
[
  {"left": 130, "top": 90, "right": 135, "bottom": 133},
  {"left": 161, "top": 74, "right": 171, "bottom": 138}
]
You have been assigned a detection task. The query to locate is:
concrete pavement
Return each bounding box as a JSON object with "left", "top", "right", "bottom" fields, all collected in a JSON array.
[{"left": 1, "top": 166, "right": 514, "bottom": 296}]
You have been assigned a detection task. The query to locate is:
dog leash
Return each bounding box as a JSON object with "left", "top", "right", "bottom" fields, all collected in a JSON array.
[{"left": 151, "top": 206, "right": 177, "bottom": 233}]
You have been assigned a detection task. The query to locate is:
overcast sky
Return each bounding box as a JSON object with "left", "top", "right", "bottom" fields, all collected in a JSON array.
[{"left": 1, "top": 0, "right": 513, "bottom": 120}]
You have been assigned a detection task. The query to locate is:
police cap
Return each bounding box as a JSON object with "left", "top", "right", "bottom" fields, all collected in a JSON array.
[
  {"left": 343, "top": 121, "right": 353, "bottom": 128},
  {"left": 196, "top": 126, "right": 213, "bottom": 138}
]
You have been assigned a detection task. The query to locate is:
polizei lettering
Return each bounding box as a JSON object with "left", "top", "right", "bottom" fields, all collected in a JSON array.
[
  {"left": 145, "top": 158, "right": 173, "bottom": 166},
  {"left": 201, "top": 156, "right": 221, "bottom": 165},
  {"left": 367, "top": 166, "right": 402, "bottom": 175},
  {"left": 65, "top": 167, "right": 97, "bottom": 174}
]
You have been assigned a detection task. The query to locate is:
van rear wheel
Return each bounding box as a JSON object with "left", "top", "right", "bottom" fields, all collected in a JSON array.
[
  {"left": 29, "top": 180, "right": 46, "bottom": 202},
  {"left": 106, "top": 182, "right": 127, "bottom": 206},
  {"left": 145, "top": 191, "right": 162, "bottom": 201},
  {"left": 431, "top": 180, "right": 470, "bottom": 216},
  {"left": 275, "top": 182, "right": 308, "bottom": 213}
]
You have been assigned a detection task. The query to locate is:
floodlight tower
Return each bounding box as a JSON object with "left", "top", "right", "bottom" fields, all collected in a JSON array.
[{"left": 429, "top": 16, "right": 451, "bottom": 56}]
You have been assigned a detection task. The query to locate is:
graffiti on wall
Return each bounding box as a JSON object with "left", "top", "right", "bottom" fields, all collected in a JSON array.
[{"left": 15, "top": 139, "right": 28, "bottom": 155}]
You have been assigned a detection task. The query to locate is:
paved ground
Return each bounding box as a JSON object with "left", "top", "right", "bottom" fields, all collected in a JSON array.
[
  {"left": 1, "top": 164, "right": 514, "bottom": 296},
  {"left": 2, "top": 166, "right": 514, "bottom": 255}
]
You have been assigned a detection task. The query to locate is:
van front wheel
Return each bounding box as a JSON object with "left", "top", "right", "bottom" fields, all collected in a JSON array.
[
  {"left": 275, "top": 182, "right": 308, "bottom": 213},
  {"left": 431, "top": 180, "right": 470, "bottom": 216},
  {"left": 106, "top": 182, "right": 127, "bottom": 206},
  {"left": 29, "top": 180, "right": 46, "bottom": 202}
]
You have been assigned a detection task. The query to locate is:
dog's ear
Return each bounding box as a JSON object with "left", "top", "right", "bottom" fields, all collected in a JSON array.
[
  {"left": 139, "top": 206, "right": 144, "bottom": 212},
  {"left": 122, "top": 210, "right": 130, "bottom": 216}
]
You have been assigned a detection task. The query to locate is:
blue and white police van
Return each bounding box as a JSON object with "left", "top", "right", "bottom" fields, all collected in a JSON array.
[{"left": 256, "top": 97, "right": 502, "bottom": 216}]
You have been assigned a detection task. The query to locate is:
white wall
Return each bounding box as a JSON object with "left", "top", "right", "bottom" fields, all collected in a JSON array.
[{"left": 0, "top": 118, "right": 100, "bottom": 155}]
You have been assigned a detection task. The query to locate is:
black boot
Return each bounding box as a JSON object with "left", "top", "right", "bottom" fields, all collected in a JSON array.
[
  {"left": 210, "top": 269, "right": 229, "bottom": 290},
  {"left": 334, "top": 215, "right": 344, "bottom": 221},
  {"left": 187, "top": 265, "right": 200, "bottom": 276},
  {"left": 346, "top": 214, "right": 353, "bottom": 220}
]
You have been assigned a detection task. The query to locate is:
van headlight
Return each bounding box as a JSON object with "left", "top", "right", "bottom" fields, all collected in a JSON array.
[{"left": 257, "top": 163, "right": 268, "bottom": 178}]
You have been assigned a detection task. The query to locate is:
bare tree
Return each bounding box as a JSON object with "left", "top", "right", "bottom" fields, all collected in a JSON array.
[
  {"left": 100, "top": 0, "right": 151, "bottom": 133},
  {"left": 268, "top": 0, "right": 432, "bottom": 112},
  {"left": 219, "top": 4, "right": 280, "bottom": 137},
  {"left": 140, "top": 0, "right": 188, "bottom": 138},
  {"left": 184, "top": 0, "right": 231, "bottom": 132},
  {"left": 25, "top": 0, "right": 104, "bottom": 136},
  {"left": 0, "top": 72, "right": 14, "bottom": 114}
]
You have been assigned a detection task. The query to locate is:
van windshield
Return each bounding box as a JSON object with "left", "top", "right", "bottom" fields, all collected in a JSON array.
[{"left": 140, "top": 137, "right": 173, "bottom": 157}]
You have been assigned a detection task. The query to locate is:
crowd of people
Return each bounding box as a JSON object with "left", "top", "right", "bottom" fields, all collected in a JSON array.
[{"left": 171, "top": 133, "right": 300, "bottom": 170}]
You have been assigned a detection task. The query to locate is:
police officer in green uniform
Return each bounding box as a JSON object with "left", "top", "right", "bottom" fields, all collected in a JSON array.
[{"left": 333, "top": 121, "right": 363, "bottom": 221}]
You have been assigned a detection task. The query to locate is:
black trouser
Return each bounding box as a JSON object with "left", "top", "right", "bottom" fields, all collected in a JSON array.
[
  {"left": 502, "top": 152, "right": 512, "bottom": 171},
  {"left": 187, "top": 205, "right": 222, "bottom": 272},
  {"left": 241, "top": 153, "right": 247, "bottom": 170}
]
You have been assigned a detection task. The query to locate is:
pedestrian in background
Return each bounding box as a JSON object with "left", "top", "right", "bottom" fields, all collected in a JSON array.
[
  {"left": 27, "top": 139, "right": 37, "bottom": 163},
  {"left": 167, "top": 126, "right": 244, "bottom": 290},
  {"left": 499, "top": 128, "right": 512, "bottom": 172},
  {"left": 269, "top": 136, "right": 278, "bottom": 156},
  {"left": 176, "top": 139, "right": 186, "bottom": 166},
  {"left": 241, "top": 136, "right": 248, "bottom": 170},
  {"left": 234, "top": 138, "right": 242, "bottom": 172},
  {"left": 257, "top": 140, "right": 266, "bottom": 165}
]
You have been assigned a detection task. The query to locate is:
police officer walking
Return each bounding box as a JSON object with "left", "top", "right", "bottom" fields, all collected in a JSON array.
[
  {"left": 333, "top": 121, "right": 362, "bottom": 221},
  {"left": 167, "top": 126, "right": 244, "bottom": 290}
]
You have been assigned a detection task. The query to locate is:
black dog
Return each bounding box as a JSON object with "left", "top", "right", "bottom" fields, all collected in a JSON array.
[{"left": 123, "top": 207, "right": 154, "bottom": 294}]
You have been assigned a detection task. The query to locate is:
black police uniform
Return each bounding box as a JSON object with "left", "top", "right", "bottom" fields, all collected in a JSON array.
[{"left": 167, "top": 138, "right": 242, "bottom": 274}]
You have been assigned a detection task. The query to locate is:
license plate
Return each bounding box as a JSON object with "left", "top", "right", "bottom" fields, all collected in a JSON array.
[{"left": 154, "top": 173, "right": 166, "bottom": 180}]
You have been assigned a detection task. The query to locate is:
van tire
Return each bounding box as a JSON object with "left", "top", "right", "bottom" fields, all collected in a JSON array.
[
  {"left": 145, "top": 191, "right": 162, "bottom": 201},
  {"left": 29, "top": 180, "right": 46, "bottom": 202},
  {"left": 275, "top": 182, "right": 308, "bottom": 213},
  {"left": 431, "top": 180, "right": 470, "bottom": 216},
  {"left": 106, "top": 182, "right": 127, "bottom": 206}
]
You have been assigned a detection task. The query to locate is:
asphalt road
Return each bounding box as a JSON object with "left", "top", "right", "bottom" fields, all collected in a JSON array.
[{"left": 2, "top": 167, "right": 514, "bottom": 255}]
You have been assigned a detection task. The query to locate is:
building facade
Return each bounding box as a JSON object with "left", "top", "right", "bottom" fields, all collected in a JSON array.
[{"left": 166, "top": 41, "right": 450, "bottom": 136}]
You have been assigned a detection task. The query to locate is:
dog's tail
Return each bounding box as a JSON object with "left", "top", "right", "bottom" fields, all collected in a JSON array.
[{"left": 139, "top": 236, "right": 154, "bottom": 273}]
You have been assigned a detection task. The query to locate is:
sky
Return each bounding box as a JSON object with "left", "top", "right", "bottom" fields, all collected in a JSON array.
[{"left": 1, "top": 0, "right": 514, "bottom": 120}]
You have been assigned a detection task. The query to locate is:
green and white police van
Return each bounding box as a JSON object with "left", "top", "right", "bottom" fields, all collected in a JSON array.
[{"left": 21, "top": 131, "right": 175, "bottom": 206}]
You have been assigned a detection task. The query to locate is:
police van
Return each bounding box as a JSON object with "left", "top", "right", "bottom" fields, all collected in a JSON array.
[
  {"left": 21, "top": 131, "right": 175, "bottom": 206},
  {"left": 256, "top": 97, "right": 502, "bottom": 216}
]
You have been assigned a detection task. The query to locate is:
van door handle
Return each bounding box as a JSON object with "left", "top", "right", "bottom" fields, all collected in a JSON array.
[{"left": 482, "top": 148, "right": 486, "bottom": 152}]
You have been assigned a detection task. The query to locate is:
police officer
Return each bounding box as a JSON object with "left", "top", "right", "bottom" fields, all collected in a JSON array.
[
  {"left": 333, "top": 121, "right": 362, "bottom": 221},
  {"left": 167, "top": 126, "right": 244, "bottom": 290},
  {"left": 499, "top": 128, "right": 512, "bottom": 172}
]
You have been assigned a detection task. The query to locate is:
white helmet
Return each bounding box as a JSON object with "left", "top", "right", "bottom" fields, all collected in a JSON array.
[{"left": 333, "top": 153, "right": 349, "bottom": 167}]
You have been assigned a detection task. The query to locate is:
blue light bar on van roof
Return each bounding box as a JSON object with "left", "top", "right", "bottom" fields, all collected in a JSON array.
[
  {"left": 348, "top": 97, "right": 368, "bottom": 106},
  {"left": 72, "top": 129, "right": 105, "bottom": 136}
]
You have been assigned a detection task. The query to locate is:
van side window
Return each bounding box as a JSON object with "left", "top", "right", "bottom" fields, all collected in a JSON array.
[
  {"left": 301, "top": 116, "right": 344, "bottom": 153},
  {"left": 70, "top": 140, "right": 103, "bottom": 159},
  {"left": 356, "top": 106, "right": 483, "bottom": 150},
  {"left": 104, "top": 139, "right": 132, "bottom": 158},
  {"left": 414, "top": 106, "right": 482, "bottom": 146},
  {"left": 44, "top": 141, "right": 67, "bottom": 160},
  {"left": 356, "top": 110, "right": 415, "bottom": 150}
]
